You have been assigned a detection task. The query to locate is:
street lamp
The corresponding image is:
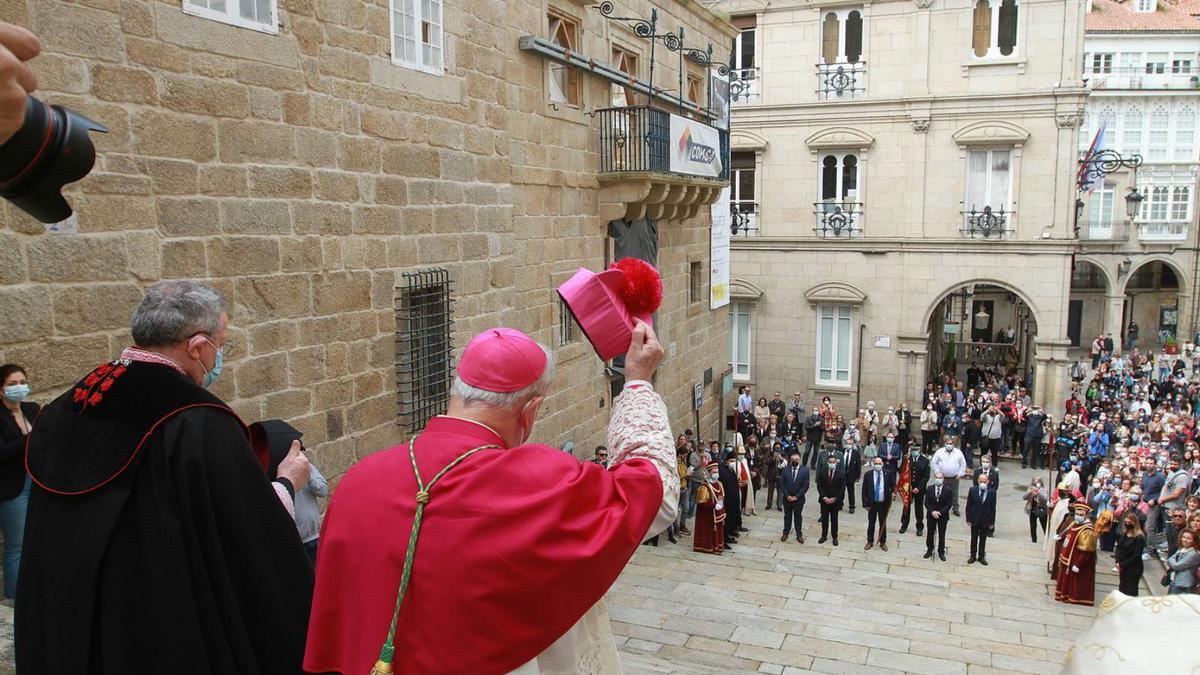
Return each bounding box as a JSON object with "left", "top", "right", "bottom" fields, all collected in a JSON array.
[{"left": 1124, "top": 186, "right": 1144, "bottom": 219}]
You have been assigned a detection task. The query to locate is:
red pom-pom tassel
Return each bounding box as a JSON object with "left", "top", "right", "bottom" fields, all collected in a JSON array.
[{"left": 609, "top": 258, "right": 663, "bottom": 317}]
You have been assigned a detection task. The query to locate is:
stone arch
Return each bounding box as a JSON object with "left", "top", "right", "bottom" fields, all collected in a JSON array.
[
  {"left": 730, "top": 129, "right": 768, "bottom": 152},
  {"left": 951, "top": 119, "right": 1031, "bottom": 148},
  {"left": 1116, "top": 255, "right": 1190, "bottom": 296},
  {"left": 804, "top": 126, "right": 875, "bottom": 152},
  {"left": 804, "top": 280, "right": 867, "bottom": 306},
  {"left": 919, "top": 278, "right": 1041, "bottom": 335},
  {"left": 730, "top": 278, "right": 764, "bottom": 300},
  {"left": 1073, "top": 256, "right": 1116, "bottom": 292}
]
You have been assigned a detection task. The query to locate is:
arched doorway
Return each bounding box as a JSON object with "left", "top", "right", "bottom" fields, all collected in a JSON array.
[
  {"left": 1123, "top": 259, "right": 1183, "bottom": 353},
  {"left": 924, "top": 283, "right": 1038, "bottom": 398},
  {"left": 1067, "top": 259, "right": 1112, "bottom": 351}
]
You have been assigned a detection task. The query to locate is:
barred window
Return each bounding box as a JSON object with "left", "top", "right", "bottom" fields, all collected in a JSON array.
[
  {"left": 558, "top": 298, "right": 578, "bottom": 346},
  {"left": 396, "top": 269, "right": 453, "bottom": 434},
  {"left": 690, "top": 261, "right": 704, "bottom": 304}
]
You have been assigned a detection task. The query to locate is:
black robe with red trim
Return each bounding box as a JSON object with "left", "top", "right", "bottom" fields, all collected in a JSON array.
[{"left": 17, "top": 359, "right": 313, "bottom": 674}]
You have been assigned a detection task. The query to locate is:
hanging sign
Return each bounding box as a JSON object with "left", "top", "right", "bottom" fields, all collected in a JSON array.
[{"left": 669, "top": 114, "right": 723, "bottom": 177}]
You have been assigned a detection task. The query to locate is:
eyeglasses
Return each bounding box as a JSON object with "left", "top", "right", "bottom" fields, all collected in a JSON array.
[{"left": 192, "top": 333, "right": 236, "bottom": 358}]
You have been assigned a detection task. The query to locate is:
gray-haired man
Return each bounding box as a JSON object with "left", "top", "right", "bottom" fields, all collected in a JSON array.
[{"left": 19, "top": 280, "right": 314, "bottom": 673}]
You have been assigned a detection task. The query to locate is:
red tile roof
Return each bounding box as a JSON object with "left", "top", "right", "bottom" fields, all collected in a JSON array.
[{"left": 1086, "top": 0, "right": 1200, "bottom": 32}]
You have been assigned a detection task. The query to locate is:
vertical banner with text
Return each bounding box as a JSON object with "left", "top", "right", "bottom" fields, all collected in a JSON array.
[{"left": 710, "top": 186, "right": 731, "bottom": 310}]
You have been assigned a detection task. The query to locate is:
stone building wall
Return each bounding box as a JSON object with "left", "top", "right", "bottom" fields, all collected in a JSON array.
[{"left": 0, "top": 0, "right": 733, "bottom": 479}]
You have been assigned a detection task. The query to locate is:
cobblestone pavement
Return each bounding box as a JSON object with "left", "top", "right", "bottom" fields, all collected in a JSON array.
[{"left": 608, "top": 465, "right": 1126, "bottom": 675}]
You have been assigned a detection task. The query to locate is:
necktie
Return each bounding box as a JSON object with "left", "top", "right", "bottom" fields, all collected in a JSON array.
[
  {"left": 936, "top": 487, "right": 941, "bottom": 501},
  {"left": 829, "top": 469, "right": 834, "bottom": 483},
  {"left": 876, "top": 474, "right": 882, "bottom": 502}
]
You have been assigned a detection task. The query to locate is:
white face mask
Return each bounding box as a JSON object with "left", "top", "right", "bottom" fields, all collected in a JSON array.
[{"left": 1074, "top": 514, "right": 1086, "bottom": 524}]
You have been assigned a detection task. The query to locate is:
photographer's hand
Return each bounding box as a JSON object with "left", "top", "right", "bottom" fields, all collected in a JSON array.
[{"left": 0, "top": 22, "right": 40, "bottom": 145}]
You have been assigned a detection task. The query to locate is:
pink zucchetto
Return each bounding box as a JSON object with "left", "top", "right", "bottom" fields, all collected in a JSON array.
[{"left": 457, "top": 328, "right": 548, "bottom": 392}]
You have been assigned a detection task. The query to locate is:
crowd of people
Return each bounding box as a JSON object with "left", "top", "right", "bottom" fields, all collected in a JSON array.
[{"left": 636, "top": 341, "right": 1200, "bottom": 606}]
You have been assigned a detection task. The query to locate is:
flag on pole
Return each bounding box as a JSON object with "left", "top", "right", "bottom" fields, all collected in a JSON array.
[{"left": 1077, "top": 123, "right": 1107, "bottom": 194}]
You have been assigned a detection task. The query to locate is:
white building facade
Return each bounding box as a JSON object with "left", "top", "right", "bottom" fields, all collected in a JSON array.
[
  {"left": 1072, "top": 0, "right": 1200, "bottom": 352},
  {"left": 717, "top": 0, "right": 1091, "bottom": 415}
]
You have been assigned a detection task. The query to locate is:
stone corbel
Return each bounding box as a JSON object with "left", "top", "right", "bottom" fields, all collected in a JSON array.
[{"left": 911, "top": 118, "right": 930, "bottom": 133}]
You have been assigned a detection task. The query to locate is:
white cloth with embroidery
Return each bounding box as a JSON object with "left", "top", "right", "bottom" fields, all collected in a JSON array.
[
  {"left": 509, "top": 384, "right": 678, "bottom": 675},
  {"left": 1062, "top": 590, "right": 1200, "bottom": 673}
]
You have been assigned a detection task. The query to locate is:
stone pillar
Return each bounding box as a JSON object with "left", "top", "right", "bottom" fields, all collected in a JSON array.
[
  {"left": 1105, "top": 294, "right": 1125, "bottom": 355},
  {"left": 1034, "top": 339, "right": 1072, "bottom": 417}
]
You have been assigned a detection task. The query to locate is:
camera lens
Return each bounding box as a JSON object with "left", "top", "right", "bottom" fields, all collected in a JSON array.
[{"left": 0, "top": 96, "right": 108, "bottom": 224}]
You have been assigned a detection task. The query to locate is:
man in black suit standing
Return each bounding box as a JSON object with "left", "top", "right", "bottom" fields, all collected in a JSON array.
[
  {"left": 816, "top": 453, "right": 845, "bottom": 546},
  {"left": 861, "top": 457, "right": 896, "bottom": 551},
  {"left": 924, "top": 471, "right": 954, "bottom": 561},
  {"left": 877, "top": 433, "right": 904, "bottom": 477},
  {"left": 972, "top": 458, "right": 999, "bottom": 493},
  {"left": 803, "top": 411, "right": 824, "bottom": 468},
  {"left": 780, "top": 452, "right": 809, "bottom": 543},
  {"left": 717, "top": 456, "right": 744, "bottom": 549},
  {"left": 899, "top": 444, "right": 930, "bottom": 536},
  {"left": 843, "top": 442, "right": 863, "bottom": 514},
  {"left": 965, "top": 472, "right": 997, "bottom": 565}
]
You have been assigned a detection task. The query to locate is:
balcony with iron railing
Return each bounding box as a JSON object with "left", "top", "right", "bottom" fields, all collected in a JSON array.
[
  {"left": 1085, "top": 66, "right": 1200, "bottom": 90},
  {"left": 595, "top": 104, "right": 729, "bottom": 223},
  {"left": 1079, "top": 219, "right": 1130, "bottom": 242},
  {"left": 960, "top": 206, "right": 1013, "bottom": 239},
  {"left": 731, "top": 67, "right": 760, "bottom": 104},
  {"left": 813, "top": 202, "right": 862, "bottom": 238},
  {"left": 816, "top": 61, "right": 865, "bottom": 100},
  {"left": 731, "top": 201, "right": 758, "bottom": 235}
]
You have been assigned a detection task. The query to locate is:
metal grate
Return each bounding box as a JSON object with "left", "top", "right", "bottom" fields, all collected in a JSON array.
[
  {"left": 816, "top": 62, "right": 866, "bottom": 100},
  {"left": 395, "top": 268, "right": 453, "bottom": 434}
]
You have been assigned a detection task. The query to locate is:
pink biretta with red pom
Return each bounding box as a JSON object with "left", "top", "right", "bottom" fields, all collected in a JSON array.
[
  {"left": 557, "top": 258, "right": 663, "bottom": 361},
  {"left": 457, "top": 328, "right": 548, "bottom": 392}
]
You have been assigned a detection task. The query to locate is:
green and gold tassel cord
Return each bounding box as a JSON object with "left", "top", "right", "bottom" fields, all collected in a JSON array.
[{"left": 370, "top": 435, "right": 499, "bottom": 674}]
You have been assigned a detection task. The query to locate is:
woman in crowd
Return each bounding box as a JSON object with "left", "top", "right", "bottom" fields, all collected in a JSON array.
[
  {"left": 1166, "top": 529, "right": 1199, "bottom": 594},
  {"left": 753, "top": 397, "right": 771, "bottom": 426},
  {"left": 1115, "top": 513, "right": 1145, "bottom": 596},
  {"left": 0, "top": 364, "right": 35, "bottom": 605}
]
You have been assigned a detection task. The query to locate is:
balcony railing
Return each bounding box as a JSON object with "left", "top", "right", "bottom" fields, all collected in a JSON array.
[
  {"left": 596, "top": 105, "right": 730, "bottom": 181},
  {"left": 959, "top": 342, "right": 1018, "bottom": 366},
  {"left": 1079, "top": 220, "right": 1130, "bottom": 242},
  {"left": 816, "top": 61, "right": 865, "bottom": 100},
  {"left": 731, "top": 202, "right": 758, "bottom": 236},
  {"left": 1137, "top": 220, "right": 1189, "bottom": 241},
  {"left": 731, "top": 67, "right": 760, "bottom": 104},
  {"left": 1086, "top": 66, "right": 1200, "bottom": 90},
  {"left": 814, "top": 202, "right": 862, "bottom": 238},
  {"left": 960, "top": 206, "right": 1013, "bottom": 239}
]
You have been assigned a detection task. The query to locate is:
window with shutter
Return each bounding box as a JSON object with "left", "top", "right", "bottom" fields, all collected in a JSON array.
[
  {"left": 845, "top": 11, "right": 863, "bottom": 63},
  {"left": 972, "top": 0, "right": 991, "bottom": 58},
  {"left": 997, "top": 0, "right": 1017, "bottom": 56},
  {"left": 822, "top": 13, "right": 840, "bottom": 64},
  {"left": 548, "top": 12, "right": 581, "bottom": 106}
]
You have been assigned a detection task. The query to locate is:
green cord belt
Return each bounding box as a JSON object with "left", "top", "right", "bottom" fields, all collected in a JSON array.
[{"left": 370, "top": 435, "right": 500, "bottom": 674}]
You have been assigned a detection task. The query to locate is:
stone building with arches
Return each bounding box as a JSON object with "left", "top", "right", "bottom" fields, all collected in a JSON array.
[{"left": 715, "top": 0, "right": 1090, "bottom": 415}]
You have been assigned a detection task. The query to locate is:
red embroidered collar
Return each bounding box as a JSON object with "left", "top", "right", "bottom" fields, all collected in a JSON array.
[{"left": 119, "top": 347, "right": 187, "bottom": 375}]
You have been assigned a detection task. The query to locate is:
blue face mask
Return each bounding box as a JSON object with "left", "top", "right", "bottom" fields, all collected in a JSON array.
[
  {"left": 3, "top": 384, "right": 30, "bottom": 402},
  {"left": 200, "top": 340, "right": 223, "bottom": 389}
]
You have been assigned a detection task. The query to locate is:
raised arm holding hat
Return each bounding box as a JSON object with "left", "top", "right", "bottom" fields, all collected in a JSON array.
[{"left": 305, "top": 321, "right": 678, "bottom": 675}]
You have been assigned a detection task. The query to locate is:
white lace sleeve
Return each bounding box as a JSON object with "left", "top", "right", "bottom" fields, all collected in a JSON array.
[
  {"left": 607, "top": 385, "right": 679, "bottom": 538},
  {"left": 273, "top": 482, "right": 296, "bottom": 519}
]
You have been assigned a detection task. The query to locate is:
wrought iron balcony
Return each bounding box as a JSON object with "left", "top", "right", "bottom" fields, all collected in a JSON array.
[
  {"left": 730, "top": 67, "right": 759, "bottom": 104},
  {"left": 816, "top": 61, "right": 865, "bottom": 100},
  {"left": 596, "top": 105, "right": 728, "bottom": 180},
  {"left": 731, "top": 202, "right": 758, "bottom": 236},
  {"left": 960, "top": 206, "right": 1012, "bottom": 239},
  {"left": 813, "top": 202, "right": 862, "bottom": 238},
  {"left": 595, "top": 104, "right": 729, "bottom": 223}
]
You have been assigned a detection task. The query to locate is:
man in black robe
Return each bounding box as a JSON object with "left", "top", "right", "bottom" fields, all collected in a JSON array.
[
  {"left": 18, "top": 280, "right": 314, "bottom": 674},
  {"left": 718, "top": 455, "right": 744, "bottom": 547}
]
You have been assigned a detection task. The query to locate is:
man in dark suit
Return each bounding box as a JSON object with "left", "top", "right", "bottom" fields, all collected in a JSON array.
[
  {"left": 861, "top": 457, "right": 896, "bottom": 551},
  {"left": 803, "top": 411, "right": 824, "bottom": 468},
  {"left": 923, "top": 471, "right": 954, "bottom": 561},
  {"left": 780, "top": 452, "right": 809, "bottom": 543},
  {"left": 816, "top": 453, "right": 845, "bottom": 546},
  {"left": 843, "top": 443, "right": 862, "bottom": 514},
  {"left": 965, "top": 473, "right": 997, "bottom": 565},
  {"left": 899, "top": 445, "right": 930, "bottom": 536},
  {"left": 877, "top": 433, "right": 903, "bottom": 477},
  {"left": 971, "top": 458, "right": 999, "bottom": 493}
]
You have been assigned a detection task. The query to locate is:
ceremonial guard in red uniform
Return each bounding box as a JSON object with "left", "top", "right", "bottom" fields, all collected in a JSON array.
[
  {"left": 1055, "top": 502, "right": 1098, "bottom": 606},
  {"left": 693, "top": 462, "right": 726, "bottom": 554}
]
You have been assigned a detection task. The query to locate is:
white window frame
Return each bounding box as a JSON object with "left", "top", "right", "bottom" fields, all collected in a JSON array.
[
  {"left": 731, "top": 152, "right": 757, "bottom": 233},
  {"left": 1134, "top": 0, "right": 1154, "bottom": 13},
  {"left": 1087, "top": 182, "right": 1114, "bottom": 239},
  {"left": 819, "top": 7, "right": 865, "bottom": 65},
  {"left": 816, "top": 304, "right": 853, "bottom": 387},
  {"left": 963, "top": 148, "right": 1013, "bottom": 232},
  {"left": 1091, "top": 53, "right": 1113, "bottom": 74},
  {"left": 729, "top": 301, "right": 752, "bottom": 380},
  {"left": 183, "top": 0, "right": 277, "bottom": 34},
  {"left": 390, "top": 0, "right": 444, "bottom": 75}
]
